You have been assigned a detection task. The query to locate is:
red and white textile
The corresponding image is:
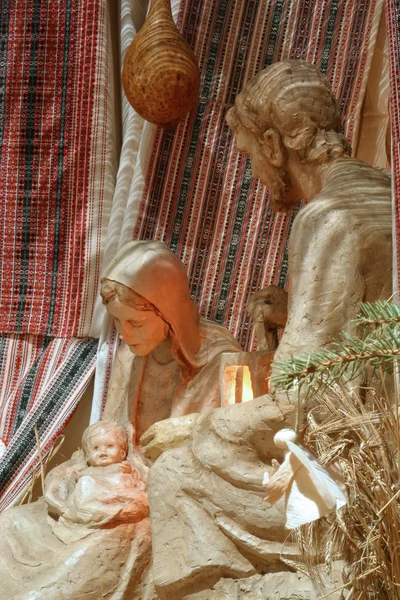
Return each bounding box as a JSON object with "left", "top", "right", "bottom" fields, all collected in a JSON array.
[
  {"left": 0, "top": 0, "right": 116, "bottom": 509},
  {"left": 386, "top": 0, "right": 400, "bottom": 290}
]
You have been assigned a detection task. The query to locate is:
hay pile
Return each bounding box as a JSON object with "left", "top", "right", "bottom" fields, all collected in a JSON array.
[{"left": 296, "top": 380, "right": 400, "bottom": 599}]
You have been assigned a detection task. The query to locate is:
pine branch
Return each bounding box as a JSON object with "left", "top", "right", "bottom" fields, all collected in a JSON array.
[
  {"left": 272, "top": 309, "right": 400, "bottom": 391},
  {"left": 354, "top": 300, "right": 400, "bottom": 329}
]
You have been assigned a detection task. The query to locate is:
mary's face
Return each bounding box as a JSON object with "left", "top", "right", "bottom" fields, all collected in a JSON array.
[{"left": 105, "top": 297, "right": 168, "bottom": 356}]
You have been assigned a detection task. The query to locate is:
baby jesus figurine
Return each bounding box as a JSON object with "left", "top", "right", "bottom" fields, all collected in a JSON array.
[{"left": 45, "top": 421, "right": 148, "bottom": 543}]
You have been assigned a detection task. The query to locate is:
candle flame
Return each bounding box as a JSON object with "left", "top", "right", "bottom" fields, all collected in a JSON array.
[{"left": 224, "top": 365, "right": 254, "bottom": 405}]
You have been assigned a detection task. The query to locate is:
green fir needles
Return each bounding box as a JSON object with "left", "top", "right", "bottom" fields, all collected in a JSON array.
[
  {"left": 270, "top": 299, "right": 400, "bottom": 599},
  {"left": 272, "top": 300, "right": 400, "bottom": 392}
]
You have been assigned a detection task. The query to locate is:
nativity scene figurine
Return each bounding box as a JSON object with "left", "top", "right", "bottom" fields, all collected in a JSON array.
[
  {"left": 0, "top": 421, "right": 150, "bottom": 599},
  {"left": 100, "top": 239, "right": 241, "bottom": 459},
  {"left": 148, "top": 59, "right": 392, "bottom": 598},
  {"left": 0, "top": 60, "right": 393, "bottom": 600},
  {"left": 227, "top": 59, "right": 392, "bottom": 367}
]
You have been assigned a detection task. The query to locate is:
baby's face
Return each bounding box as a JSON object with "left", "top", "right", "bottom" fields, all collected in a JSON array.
[{"left": 86, "top": 430, "right": 126, "bottom": 467}]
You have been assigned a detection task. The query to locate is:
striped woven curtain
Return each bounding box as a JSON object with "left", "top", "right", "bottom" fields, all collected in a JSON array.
[
  {"left": 386, "top": 0, "right": 400, "bottom": 289},
  {"left": 0, "top": 0, "right": 116, "bottom": 509},
  {"left": 0, "top": 0, "right": 392, "bottom": 510}
]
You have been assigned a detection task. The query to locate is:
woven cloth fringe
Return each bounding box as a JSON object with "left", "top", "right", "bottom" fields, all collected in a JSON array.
[
  {"left": 0, "top": 0, "right": 115, "bottom": 509},
  {"left": 386, "top": 0, "right": 400, "bottom": 290}
]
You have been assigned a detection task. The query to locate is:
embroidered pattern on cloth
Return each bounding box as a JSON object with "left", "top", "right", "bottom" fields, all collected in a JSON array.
[
  {"left": 0, "top": 336, "right": 97, "bottom": 511},
  {"left": 0, "top": 0, "right": 110, "bottom": 338},
  {"left": 133, "top": 0, "right": 383, "bottom": 350},
  {"left": 386, "top": 0, "right": 400, "bottom": 286},
  {"left": 0, "top": 0, "right": 113, "bottom": 510}
]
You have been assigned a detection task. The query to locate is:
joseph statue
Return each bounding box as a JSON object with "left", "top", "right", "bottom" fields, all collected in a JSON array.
[{"left": 145, "top": 60, "right": 392, "bottom": 600}]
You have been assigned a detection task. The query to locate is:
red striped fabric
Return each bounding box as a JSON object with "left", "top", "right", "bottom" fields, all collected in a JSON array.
[
  {"left": 0, "top": 0, "right": 109, "bottom": 338},
  {"left": 0, "top": 335, "right": 49, "bottom": 442},
  {"left": 386, "top": 0, "right": 400, "bottom": 287},
  {"left": 0, "top": 0, "right": 113, "bottom": 509},
  {"left": 133, "top": 0, "right": 383, "bottom": 351},
  {"left": 0, "top": 336, "right": 97, "bottom": 511}
]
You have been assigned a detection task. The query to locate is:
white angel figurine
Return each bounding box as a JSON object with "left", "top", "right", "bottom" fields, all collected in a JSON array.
[{"left": 263, "top": 429, "right": 346, "bottom": 529}]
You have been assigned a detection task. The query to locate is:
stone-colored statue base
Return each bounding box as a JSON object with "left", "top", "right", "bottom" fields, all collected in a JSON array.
[
  {"left": 0, "top": 500, "right": 152, "bottom": 600},
  {"left": 185, "top": 564, "right": 344, "bottom": 600}
]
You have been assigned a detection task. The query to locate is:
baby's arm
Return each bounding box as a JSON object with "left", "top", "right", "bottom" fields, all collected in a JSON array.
[
  {"left": 119, "top": 460, "right": 134, "bottom": 474},
  {"left": 108, "top": 466, "right": 148, "bottom": 523},
  {"left": 119, "top": 462, "right": 146, "bottom": 489}
]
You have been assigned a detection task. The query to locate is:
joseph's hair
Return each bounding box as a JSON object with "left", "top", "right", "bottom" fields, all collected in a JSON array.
[
  {"left": 82, "top": 420, "right": 129, "bottom": 459},
  {"left": 236, "top": 60, "right": 351, "bottom": 162}
]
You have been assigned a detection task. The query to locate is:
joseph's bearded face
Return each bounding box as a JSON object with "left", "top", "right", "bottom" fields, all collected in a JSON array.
[{"left": 226, "top": 105, "right": 301, "bottom": 212}]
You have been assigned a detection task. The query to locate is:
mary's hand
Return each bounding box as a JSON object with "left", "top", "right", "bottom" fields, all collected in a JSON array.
[{"left": 140, "top": 413, "right": 199, "bottom": 462}]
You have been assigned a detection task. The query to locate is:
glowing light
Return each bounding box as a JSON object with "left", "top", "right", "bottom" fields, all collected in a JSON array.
[
  {"left": 224, "top": 365, "right": 254, "bottom": 405},
  {"left": 241, "top": 366, "right": 253, "bottom": 402}
]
